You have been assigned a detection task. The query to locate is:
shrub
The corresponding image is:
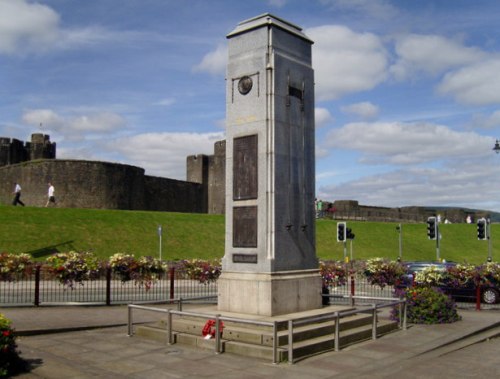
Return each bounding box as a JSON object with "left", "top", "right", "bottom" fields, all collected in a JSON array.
[
  {"left": 0, "top": 313, "right": 20, "bottom": 377},
  {"left": 45, "top": 251, "right": 101, "bottom": 288},
  {"left": 0, "top": 252, "right": 34, "bottom": 281},
  {"left": 394, "top": 286, "right": 461, "bottom": 324},
  {"left": 364, "top": 258, "right": 405, "bottom": 288}
]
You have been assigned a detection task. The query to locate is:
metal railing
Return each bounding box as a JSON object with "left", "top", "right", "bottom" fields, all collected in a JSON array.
[
  {"left": 127, "top": 296, "right": 406, "bottom": 365},
  {"left": 0, "top": 266, "right": 217, "bottom": 306},
  {"left": 288, "top": 297, "right": 407, "bottom": 364},
  {"left": 127, "top": 303, "right": 283, "bottom": 364}
]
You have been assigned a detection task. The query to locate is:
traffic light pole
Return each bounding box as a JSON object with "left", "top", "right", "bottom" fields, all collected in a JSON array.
[{"left": 436, "top": 224, "right": 440, "bottom": 262}]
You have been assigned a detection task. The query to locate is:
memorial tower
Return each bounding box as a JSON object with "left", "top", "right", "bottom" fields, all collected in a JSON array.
[{"left": 218, "top": 14, "right": 321, "bottom": 316}]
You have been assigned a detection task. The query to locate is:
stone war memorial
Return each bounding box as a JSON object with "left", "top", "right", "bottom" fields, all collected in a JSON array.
[{"left": 217, "top": 14, "right": 322, "bottom": 316}]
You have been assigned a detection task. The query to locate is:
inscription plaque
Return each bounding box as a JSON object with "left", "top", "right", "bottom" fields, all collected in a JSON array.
[
  {"left": 233, "top": 135, "right": 258, "bottom": 200},
  {"left": 233, "top": 254, "right": 258, "bottom": 263},
  {"left": 233, "top": 206, "right": 257, "bottom": 247}
]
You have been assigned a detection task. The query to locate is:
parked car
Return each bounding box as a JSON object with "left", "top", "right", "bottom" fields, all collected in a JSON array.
[{"left": 398, "top": 261, "right": 499, "bottom": 304}]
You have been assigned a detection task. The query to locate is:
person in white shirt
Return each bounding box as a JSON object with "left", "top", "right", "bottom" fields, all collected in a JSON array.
[
  {"left": 12, "top": 182, "right": 25, "bottom": 206},
  {"left": 45, "top": 182, "right": 55, "bottom": 207}
]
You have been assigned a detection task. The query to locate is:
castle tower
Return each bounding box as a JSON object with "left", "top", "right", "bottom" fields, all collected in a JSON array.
[{"left": 218, "top": 14, "right": 320, "bottom": 316}]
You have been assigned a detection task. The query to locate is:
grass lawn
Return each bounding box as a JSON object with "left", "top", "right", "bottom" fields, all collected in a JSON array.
[{"left": 0, "top": 205, "right": 496, "bottom": 264}]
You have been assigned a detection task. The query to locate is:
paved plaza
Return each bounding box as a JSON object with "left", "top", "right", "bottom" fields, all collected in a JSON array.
[{"left": 1, "top": 305, "right": 499, "bottom": 378}]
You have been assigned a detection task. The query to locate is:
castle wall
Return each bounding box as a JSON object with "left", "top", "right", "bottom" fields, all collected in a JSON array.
[
  {"left": 0, "top": 160, "right": 145, "bottom": 209},
  {"left": 207, "top": 140, "right": 226, "bottom": 214},
  {"left": 144, "top": 175, "right": 205, "bottom": 213}
]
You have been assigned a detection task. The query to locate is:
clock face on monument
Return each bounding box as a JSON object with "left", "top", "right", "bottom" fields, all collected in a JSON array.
[{"left": 238, "top": 76, "right": 253, "bottom": 95}]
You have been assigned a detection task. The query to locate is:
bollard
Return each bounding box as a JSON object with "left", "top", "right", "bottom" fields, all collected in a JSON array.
[{"left": 350, "top": 275, "right": 355, "bottom": 306}]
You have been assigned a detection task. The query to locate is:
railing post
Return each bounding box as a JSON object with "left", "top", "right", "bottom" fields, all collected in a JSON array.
[
  {"left": 127, "top": 305, "right": 133, "bottom": 336},
  {"left": 272, "top": 321, "right": 278, "bottom": 365},
  {"left": 371, "top": 304, "right": 377, "bottom": 340},
  {"left": 215, "top": 314, "right": 221, "bottom": 354},
  {"left": 475, "top": 285, "right": 481, "bottom": 311},
  {"left": 106, "top": 266, "right": 112, "bottom": 306},
  {"left": 167, "top": 310, "right": 173, "bottom": 345},
  {"left": 350, "top": 275, "right": 355, "bottom": 306},
  {"left": 169, "top": 266, "right": 175, "bottom": 302},
  {"left": 34, "top": 264, "right": 41, "bottom": 306},
  {"left": 288, "top": 320, "right": 294, "bottom": 364},
  {"left": 334, "top": 312, "right": 340, "bottom": 351},
  {"left": 402, "top": 300, "right": 407, "bottom": 330}
]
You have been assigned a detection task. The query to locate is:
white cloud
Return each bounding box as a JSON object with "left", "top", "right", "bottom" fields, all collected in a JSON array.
[
  {"left": 153, "top": 98, "right": 176, "bottom": 107},
  {"left": 341, "top": 102, "right": 379, "bottom": 120},
  {"left": 193, "top": 43, "right": 227, "bottom": 75},
  {"left": 468, "top": 110, "right": 500, "bottom": 130},
  {"left": 320, "top": 0, "right": 399, "bottom": 20},
  {"left": 268, "top": 0, "right": 287, "bottom": 7},
  {"left": 106, "top": 132, "right": 224, "bottom": 179},
  {"left": 324, "top": 121, "right": 492, "bottom": 165},
  {"left": 318, "top": 161, "right": 499, "bottom": 209},
  {"left": 22, "top": 109, "right": 126, "bottom": 141},
  {"left": 438, "top": 58, "right": 500, "bottom": 106},
  {"left": 315, "top": 107, "right": 334, "bottom": 128},
  {"left": 0, "top": 0, "right": 60, "bottom": 55},
  {"left": 390, "top": 34, "right": 486, "bottom": 80},
  {"left": 306, "top": 25, "right": 388, "bottom": 100}
]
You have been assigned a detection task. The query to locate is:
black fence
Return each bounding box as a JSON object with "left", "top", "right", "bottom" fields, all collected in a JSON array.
[
  {"left": 1, "top": 269, "right": 497, "bottom": 310},
  {"left": 0, "top": 266, "right": 217, "bottom": 306}
]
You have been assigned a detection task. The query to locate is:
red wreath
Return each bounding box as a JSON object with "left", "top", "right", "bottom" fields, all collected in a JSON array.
[{"left": 202, "top": 319, "right": 224, "bottom": 338}]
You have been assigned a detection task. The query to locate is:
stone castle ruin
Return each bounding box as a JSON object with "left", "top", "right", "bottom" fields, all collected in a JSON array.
[
  {"left": 0, "top": 133, "right": 56, "bottom": 166},
  {"left": 0, "top": 134, "right": 487, "bottom": 222}
]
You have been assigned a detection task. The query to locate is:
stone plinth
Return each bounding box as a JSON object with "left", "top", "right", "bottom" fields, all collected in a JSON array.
[{"left": 218, "top": 270, "right": 322, "bottom": 316}]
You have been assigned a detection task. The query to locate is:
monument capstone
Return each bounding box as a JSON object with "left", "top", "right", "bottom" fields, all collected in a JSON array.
[{"left": 218, "top": 14, "right": 321, "bottom": 316}]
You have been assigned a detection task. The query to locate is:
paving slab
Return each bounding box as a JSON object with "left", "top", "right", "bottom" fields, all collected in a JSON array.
[{"left": 1, "top": 305, "right": 498, "bottom": 378}]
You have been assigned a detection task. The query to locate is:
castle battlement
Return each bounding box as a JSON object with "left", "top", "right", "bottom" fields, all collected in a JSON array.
[{"left": 0, "top": 133, "right": 56, "bottom": 167}]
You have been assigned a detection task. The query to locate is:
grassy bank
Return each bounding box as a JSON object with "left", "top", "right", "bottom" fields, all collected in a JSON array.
[{"left": 0, "top": 206, "right": 496, "bottom": 264}]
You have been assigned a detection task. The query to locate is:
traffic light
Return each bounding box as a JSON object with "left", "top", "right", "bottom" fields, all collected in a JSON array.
[
  {"left": 477, "top": 218, "right": 487, "bottom": 240},
  {"left": 346, "top": 228, "right": 355, "bottom": 240},
  {"left": 337, "top": 222, "right": 346, "bottom": 242},
  {"left": 426, "top": 217, "right": 437, "bottom": 240}
]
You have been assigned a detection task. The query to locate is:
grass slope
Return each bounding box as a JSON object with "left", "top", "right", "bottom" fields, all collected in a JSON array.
[{"left": 0, "top": 206, "right": 495, "bottom": 264}]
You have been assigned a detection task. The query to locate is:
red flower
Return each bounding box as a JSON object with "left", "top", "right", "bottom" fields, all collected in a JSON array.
[{"left": 2, "top": 330, "right": 10, "bottom": 337}]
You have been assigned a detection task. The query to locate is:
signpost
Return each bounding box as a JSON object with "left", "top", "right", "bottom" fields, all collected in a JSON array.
[{"left": 158, "top": 225, "right": 163, "bottom": 262}]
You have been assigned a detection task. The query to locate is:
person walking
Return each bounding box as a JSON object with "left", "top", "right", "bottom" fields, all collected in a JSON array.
[
  {"left": 45, "top": 182, "right": 55, "bottom": 207},
  {"left": 12, "top": 182, "right": 25, "bottom": 206}
]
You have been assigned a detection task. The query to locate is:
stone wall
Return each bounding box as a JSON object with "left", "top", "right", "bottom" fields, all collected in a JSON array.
[{"left": 0, "top": 159, "right": 204, "bottom": 212}]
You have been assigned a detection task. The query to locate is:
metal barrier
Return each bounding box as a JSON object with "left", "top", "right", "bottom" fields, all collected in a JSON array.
[
  {"left": 127, "top": 303, "right": 282, "bottom": 364},
  {"left": 0, "top": 267, "right": 217, "bottom": 306},
  {"left": 127, "top": 296, "right": 406, "bottom": 365},
  {"left": 287, "top": 298, "right": 407, "bottom": 364}
]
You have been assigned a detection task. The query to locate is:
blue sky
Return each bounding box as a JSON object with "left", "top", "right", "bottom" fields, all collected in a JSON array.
[{"left": 2, "top": 0, "right": 500, "bottom": 212}]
